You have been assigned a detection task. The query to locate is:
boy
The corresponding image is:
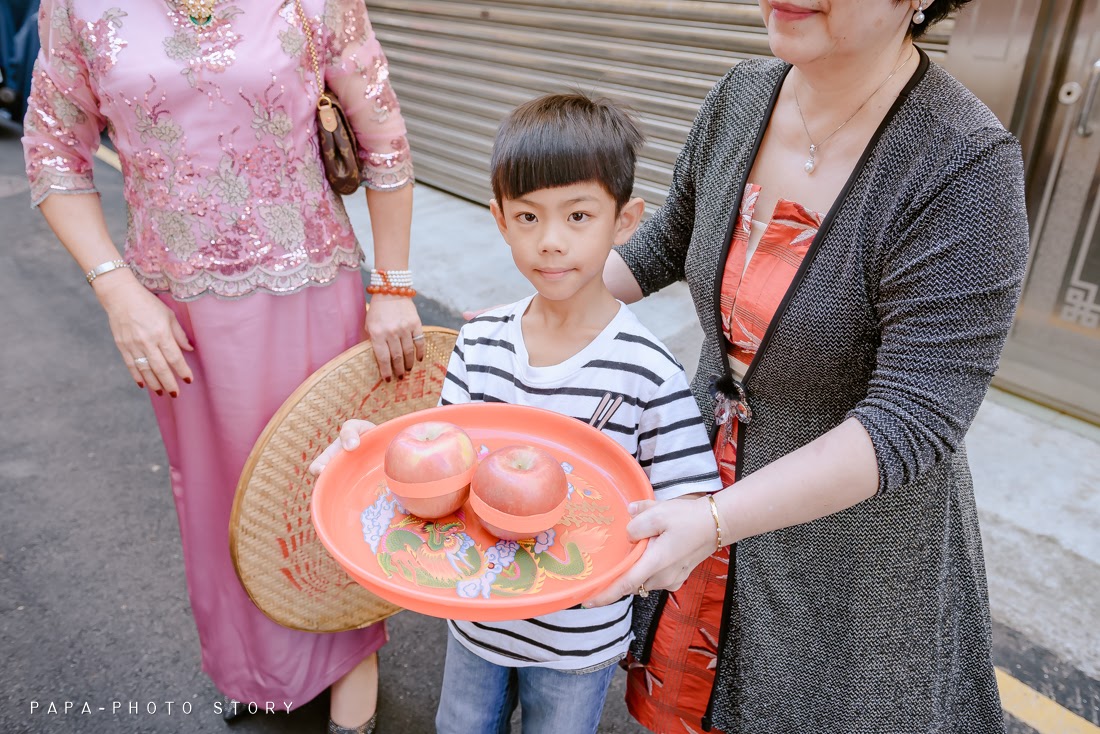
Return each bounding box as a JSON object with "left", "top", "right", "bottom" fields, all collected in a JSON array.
[{"left": 312, "top": 93, "right": 721, "bottom": 734}]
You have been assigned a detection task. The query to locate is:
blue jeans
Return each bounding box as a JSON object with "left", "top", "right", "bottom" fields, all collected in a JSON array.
[{"left": 435, "top": 628, "right": 618, "bottom": 734}]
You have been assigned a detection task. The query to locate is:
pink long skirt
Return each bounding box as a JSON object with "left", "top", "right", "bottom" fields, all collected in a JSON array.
[{"left": 149, "top": 269, "right": 386, "bottom": 707}]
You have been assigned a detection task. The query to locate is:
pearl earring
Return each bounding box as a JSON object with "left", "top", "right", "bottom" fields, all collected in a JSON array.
[{"left": 913, "top": 2, "right": 926, "bottom": 24}]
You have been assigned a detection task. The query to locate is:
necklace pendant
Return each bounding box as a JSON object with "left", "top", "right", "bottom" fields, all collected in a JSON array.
[{"left": 804, "top": 144, "right": 817, "bottom": 174}]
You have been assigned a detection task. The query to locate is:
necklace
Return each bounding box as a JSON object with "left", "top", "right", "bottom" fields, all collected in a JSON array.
[
  {"left": 793, "top": 47, "right": 914, "bottom": 174},
  {"left": 175, "top": 0, "right": 216, "bottom": 26}
]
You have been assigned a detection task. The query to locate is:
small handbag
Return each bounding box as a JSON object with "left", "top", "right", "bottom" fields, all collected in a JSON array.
[{"left": 293, "top": 0, "right": 361, "bottom": 195}]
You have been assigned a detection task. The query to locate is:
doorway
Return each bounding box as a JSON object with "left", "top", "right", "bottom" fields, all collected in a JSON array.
[{"left": 998, "top": 0, "right": 1100, "bottom": 424}]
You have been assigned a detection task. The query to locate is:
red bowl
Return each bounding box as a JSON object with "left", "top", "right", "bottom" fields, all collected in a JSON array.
[
  {"left": 469, "top": 491, "right": 568, "bottom": 541},
  {"left": 386, "top": 479, "right": 471, "bottom": 520}
]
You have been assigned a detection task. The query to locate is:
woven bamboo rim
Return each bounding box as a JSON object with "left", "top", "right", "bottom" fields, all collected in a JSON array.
[{"left": 229, "top": 327, "right": 458, "bottom": 632}]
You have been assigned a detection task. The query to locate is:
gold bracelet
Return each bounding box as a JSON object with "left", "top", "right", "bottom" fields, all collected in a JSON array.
[{"left": 706, "top": 494, "right": 723, "bottom": 553}]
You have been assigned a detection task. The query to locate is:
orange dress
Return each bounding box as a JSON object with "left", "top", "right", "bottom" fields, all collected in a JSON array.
[{"left": 625, "top": 184, "right": 822, "bottom": 734}]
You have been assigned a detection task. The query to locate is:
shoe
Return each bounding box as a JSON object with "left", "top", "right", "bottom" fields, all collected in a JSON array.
[
  {"left": 328, "top": 713, "right": 377, "bottom": 733},
  {"left": 222, "top": 697, "right": 246, "bottom": 723}
]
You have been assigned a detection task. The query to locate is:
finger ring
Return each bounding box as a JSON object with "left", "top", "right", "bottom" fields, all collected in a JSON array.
[
  {"left": 134, "top": 357, "right": 150, "bottom": 367},
  {"left": 638, "top": 584, "right": 649, "bottom": 598},
  {"left": 412, "top": 334, "right": 425, "bottom": 342}
]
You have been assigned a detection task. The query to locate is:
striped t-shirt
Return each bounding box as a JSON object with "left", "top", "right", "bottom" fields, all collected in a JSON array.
[{"left": 441, "top": 296, "right": 722, "bottom": 671}]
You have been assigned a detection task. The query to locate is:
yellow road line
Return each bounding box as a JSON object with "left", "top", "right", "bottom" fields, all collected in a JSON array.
[
  {"left": 94, "top": 144, "right": 121, "bottom": 172},
  {"left": 997, "top": 667, "right": 1099, "bottom": 734}
]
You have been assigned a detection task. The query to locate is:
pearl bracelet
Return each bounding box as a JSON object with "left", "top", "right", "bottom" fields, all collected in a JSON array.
[
  {"left": 367, "top": 268, "right": 416, "bottom": 297},
  {"left": 85, "top": 259, "right": 130, "bottom": 286},
  {"left": 369, "top": 268, "right": 413, "bottom": 286}
]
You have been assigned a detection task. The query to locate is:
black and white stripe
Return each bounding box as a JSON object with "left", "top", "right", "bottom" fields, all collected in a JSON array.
[{"left": 441, "top": 296, "right": 721, "bottom": 670}]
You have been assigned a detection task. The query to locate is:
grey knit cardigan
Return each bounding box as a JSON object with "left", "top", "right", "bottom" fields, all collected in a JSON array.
[{"left": 619, "top": 52, "right": 1028, "bottom": 734}]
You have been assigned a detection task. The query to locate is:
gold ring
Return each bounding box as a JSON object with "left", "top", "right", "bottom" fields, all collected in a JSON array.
[{"left": 638, "top": 584, "right": 649, "bottom": 598}]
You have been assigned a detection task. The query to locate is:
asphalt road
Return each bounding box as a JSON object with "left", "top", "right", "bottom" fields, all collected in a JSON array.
[{"left": 1, "top": 120, "right": 1095, "bottom": 734}]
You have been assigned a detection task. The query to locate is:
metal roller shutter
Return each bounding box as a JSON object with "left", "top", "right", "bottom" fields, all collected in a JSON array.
[{"left": 369, "top": 1, "right": 953, "bottom": 208}]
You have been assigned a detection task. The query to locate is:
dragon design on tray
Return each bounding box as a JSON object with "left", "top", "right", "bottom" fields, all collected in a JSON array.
[{"left": 359, "top": 459, "right": 614, "bottom": 599}]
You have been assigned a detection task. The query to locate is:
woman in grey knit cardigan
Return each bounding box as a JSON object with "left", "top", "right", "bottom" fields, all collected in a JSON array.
[{"left": 585, "top": 1, "right": 1028, "bottom": 733}]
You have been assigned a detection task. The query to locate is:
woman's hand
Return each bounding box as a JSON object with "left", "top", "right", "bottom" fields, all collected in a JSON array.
[
  {"left": 584, "top": 495, "right": 718, "bottom": 607},
  {"left": 308, "top": 419, "right": 377, "bottom": 475},
  {"left": 366, "top": 295, "right": 424, "bottom": 380},
  {"left": 95, "top": 274, "right": 194, "bottom": 396}
]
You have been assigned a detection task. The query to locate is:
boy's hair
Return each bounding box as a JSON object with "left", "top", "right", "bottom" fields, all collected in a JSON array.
[{"left": 490, "top": 93, "right": 645, "bottom": 209}]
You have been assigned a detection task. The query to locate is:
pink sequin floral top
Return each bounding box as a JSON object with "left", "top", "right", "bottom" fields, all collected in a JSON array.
[{"left": 23, "top": 0, "right": 413, "bottom": 300}]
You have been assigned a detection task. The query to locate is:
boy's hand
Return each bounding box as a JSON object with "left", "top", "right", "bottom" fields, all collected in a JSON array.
[{"left": 308, "top": 419, "right": 377, "bottom": 475}]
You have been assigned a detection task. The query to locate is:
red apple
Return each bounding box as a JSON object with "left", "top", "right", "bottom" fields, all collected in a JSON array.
[
  {"left": 470, "top": 445, "right": 568, "bottom": 540},
  {"left": 384, "top": 421, "right": 477, "bottom": 519}
]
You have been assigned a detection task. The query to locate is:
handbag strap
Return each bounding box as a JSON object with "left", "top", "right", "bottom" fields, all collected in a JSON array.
[{"left": 292, "top": 0, "right": 325, "bottom": 96}]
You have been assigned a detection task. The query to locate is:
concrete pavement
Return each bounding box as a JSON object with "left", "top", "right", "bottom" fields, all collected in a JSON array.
[{"left": 2, "top": 119, "right": 1097, "bottom": 733}]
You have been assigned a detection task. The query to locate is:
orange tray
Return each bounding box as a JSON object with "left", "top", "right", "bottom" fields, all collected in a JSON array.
[{"left": 311, "top": 403, "right": 652, "bottom": 622}]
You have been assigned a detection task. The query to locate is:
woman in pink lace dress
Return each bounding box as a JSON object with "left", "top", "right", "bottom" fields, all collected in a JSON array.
[{"left": 23, "top": 1, "right": 421, "bottom": 731}]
